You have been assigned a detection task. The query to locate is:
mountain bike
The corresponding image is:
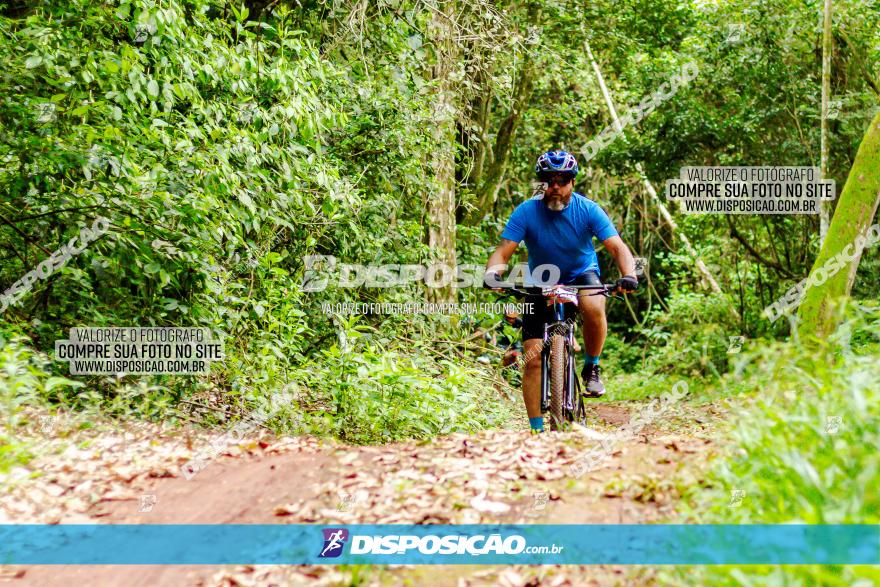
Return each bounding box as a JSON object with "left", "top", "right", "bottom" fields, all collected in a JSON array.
[{"left": 486, "top": 281, "right": 619, "bottom": 431}]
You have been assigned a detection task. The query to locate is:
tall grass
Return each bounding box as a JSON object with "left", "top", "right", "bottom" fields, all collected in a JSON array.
[{"left": 668, "top": 304, "right": 880, "bottom": 585}]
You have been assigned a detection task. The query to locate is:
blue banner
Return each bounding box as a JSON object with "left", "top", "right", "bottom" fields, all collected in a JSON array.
[{"left": 1, "top": 524, "right": 877, "bottom": 565}]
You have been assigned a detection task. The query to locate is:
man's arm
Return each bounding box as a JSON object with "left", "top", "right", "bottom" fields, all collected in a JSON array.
[
  {"left": 485, "top": 238, "right": 520, "bottom": 278},
  {"left": 602, "top": 235, "right": 636, "bottom": 280}
]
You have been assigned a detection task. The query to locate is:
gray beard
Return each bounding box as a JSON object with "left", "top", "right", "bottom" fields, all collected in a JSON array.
[{"left": 546, "top": 200, "right": 566, "bottom": 212}]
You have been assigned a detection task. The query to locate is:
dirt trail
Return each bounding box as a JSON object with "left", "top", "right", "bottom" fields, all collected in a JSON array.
[{"left": 2, "top": 401, "right": 720, "bottom": 586}]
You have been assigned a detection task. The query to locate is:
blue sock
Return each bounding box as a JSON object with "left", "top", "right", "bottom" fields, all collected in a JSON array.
[
  {"left": 585, "top": 353, "right": 600, "bottom": 365},
  {"left": 529, "top": 416, "right": 544, "bottom": 432}
]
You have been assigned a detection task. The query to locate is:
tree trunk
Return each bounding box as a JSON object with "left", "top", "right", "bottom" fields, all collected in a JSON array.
[
  {"left": 462, "top": 1, "right": 540, "bottom": 225},
  {"left": 797, "top": 111, "right": 880, "bottom": 339},
  {"left": 465, "top": 54, "right": 537, "bottom": 224},
  {"left": 819, "top": 0, "right": 833, "bottom": 243},
  {"left": 426, "top": 0, "right": 458, "bottom": 303},
  {"left": 465, "top": 69, "right": 492, "bottom": 188}
]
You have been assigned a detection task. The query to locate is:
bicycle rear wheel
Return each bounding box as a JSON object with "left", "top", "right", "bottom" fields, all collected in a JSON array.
[{"left": 549, "top": 333, "right": 566, "bottom": 431}]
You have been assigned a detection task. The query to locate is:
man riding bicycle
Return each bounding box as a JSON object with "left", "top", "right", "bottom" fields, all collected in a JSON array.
[{"left": 483, "top": 150, "right": 638, "bottom": 433}]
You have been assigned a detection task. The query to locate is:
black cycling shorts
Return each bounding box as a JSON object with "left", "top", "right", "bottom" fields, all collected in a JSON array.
[{"left": 521, "top": 271, "right": 601, "bottom": 341}]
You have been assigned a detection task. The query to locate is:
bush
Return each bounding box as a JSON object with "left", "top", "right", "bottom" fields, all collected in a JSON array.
[
  {"left": 635, "top": 290, "right": 738, "bottom": 379},
  {"left": 282, "top": 318, "right": 517, "bottom": 444},
  {"left": 0, "top": 334, "right": 83, "bottom": 471}
]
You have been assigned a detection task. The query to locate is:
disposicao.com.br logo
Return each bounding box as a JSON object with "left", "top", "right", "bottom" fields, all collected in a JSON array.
[
  {"left": 319, "top": 528, "right": 349, "bottom": 558},
  {"left": 318, "top": 528, "right": 563, "bottom": 558}
]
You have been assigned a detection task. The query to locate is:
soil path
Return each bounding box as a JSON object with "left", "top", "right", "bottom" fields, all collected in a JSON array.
[{"left": 2, "top": 401, "right": 720, "bottom": 586}]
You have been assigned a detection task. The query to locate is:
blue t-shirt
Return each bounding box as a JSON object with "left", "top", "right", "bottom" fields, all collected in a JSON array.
[{"left": 500, "top": 192, "right": 618, "bottom": 283}]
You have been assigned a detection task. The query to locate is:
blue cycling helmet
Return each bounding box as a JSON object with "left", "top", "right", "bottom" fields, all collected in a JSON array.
[{"left": 535, "top": 150, "right": 579, "bottom": 178}]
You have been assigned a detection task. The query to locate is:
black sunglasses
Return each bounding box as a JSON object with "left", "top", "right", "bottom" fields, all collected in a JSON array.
[{"left": 540, "top": 174, "right": 573, "bottom": 187}]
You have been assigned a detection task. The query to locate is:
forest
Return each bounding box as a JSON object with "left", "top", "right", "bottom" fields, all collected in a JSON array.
[{"left": 1, "top": 0, "right": 878, "bottom": 585}]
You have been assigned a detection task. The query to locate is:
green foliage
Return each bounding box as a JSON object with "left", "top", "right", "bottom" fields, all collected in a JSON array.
[
  {"left": 672, "top": 305, "right": 880, "bottom": 585},
  {"left": 635, "top": 290, "right": 738, "bottom": 379},
  {"left": 1, "top": 0, "right": 350, "bottom": 353},
  {"left": 0, "top": 334, "right": 82, "bottom": 471},
  {"left": 0, "top": 0, "right": 464, "bottom": 438},
  {"left": 294, "top": 338, "right": 515, "bottom": 444}
]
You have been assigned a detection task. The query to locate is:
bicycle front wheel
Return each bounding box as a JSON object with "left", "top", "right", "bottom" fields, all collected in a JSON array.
[{"left": 549, "top": 333, "right": 566, "bottom": 431}]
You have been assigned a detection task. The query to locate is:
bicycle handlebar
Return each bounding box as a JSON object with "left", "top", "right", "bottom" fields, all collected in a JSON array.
[{"left": 482, "top": 281, "right": 620, "bottom": 299}]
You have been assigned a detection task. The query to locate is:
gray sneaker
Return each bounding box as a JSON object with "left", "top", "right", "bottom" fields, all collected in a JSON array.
[{"left": 581, "top": 363, "right": 606, "bottom": 397}]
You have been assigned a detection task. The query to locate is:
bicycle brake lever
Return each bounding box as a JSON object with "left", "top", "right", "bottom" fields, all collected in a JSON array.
[{"left": 588, "top": 289, "right": 623, "bottom": 300}]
